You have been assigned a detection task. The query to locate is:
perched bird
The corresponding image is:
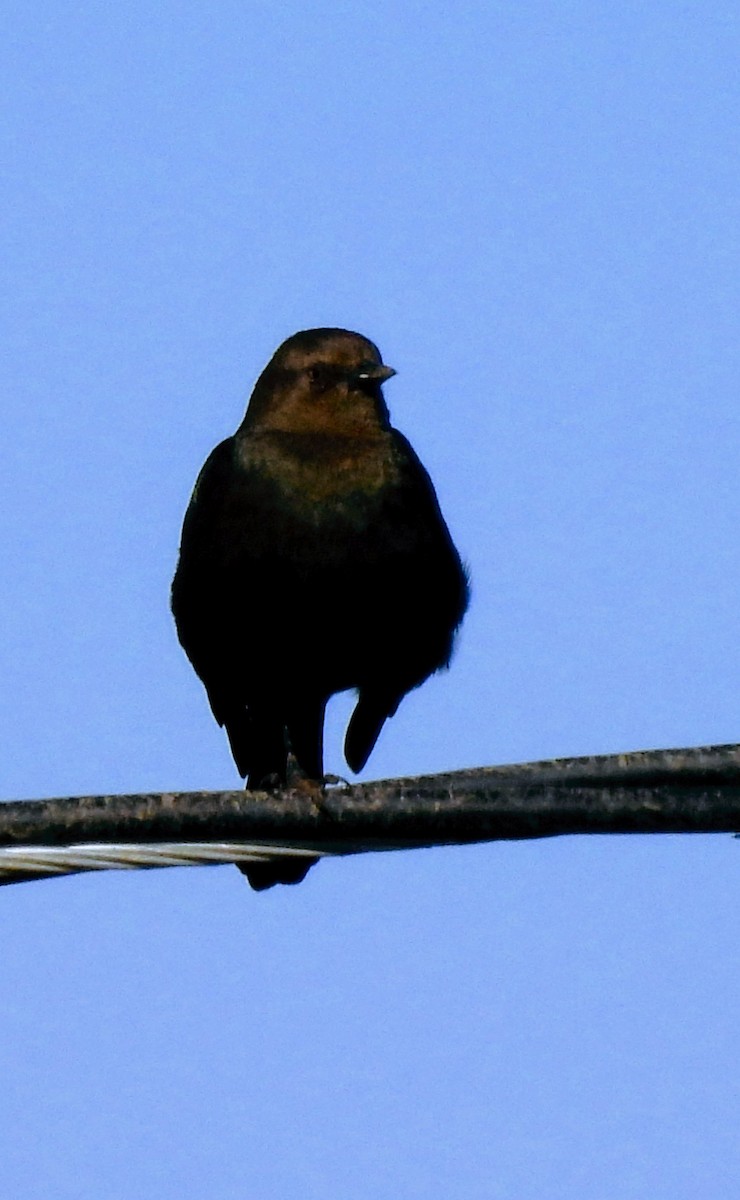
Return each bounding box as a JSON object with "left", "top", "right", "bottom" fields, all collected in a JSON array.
[{"left": 172, "top": 328, "right": 468, "bottom": 889}]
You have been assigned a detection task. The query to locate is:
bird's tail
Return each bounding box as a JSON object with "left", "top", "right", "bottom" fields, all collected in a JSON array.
[
  {"left": 238, "top": 857, "right": 319, "bottom": 891},
  {"left": 222, "top": 700, "right": 330, "bottom": 891}
]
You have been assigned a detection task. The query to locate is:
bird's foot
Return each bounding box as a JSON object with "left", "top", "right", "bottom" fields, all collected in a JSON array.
[
  {"left": 282, "top": 760, "right": 345, "bottom": 819},
  {"left": 286, "top": 774, "right": 335, "bottom": 819},
  {"left": 323, "top": 773, "right": 351, "bottom": 789}
]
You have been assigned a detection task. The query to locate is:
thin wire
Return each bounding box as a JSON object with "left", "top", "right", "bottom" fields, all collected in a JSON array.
[{"left": 0, "top": 841, "right": 332, "bottom": 884}]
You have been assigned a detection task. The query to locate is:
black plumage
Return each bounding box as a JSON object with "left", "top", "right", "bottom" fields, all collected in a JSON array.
[{"left": 172, "top": 328, "right": 468, "bottom": 889}]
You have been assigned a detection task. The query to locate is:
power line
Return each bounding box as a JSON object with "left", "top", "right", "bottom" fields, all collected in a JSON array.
[{"left": 1, "top": 741, "right": 738, "bottom": 885}]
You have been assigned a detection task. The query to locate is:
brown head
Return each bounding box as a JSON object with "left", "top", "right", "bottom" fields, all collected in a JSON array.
[{"left": 240, "top": 328, "right": 397, "bottom": 437}]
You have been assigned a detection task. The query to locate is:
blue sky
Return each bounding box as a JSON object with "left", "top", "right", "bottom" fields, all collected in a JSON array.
[{"left": 2, "top": 3, "right": 739, "bottom": 1197}]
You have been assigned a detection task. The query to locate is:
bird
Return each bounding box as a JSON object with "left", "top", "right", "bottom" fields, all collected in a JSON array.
[{"left": 171, "top": 328, "right": 469, "bottom": 890}]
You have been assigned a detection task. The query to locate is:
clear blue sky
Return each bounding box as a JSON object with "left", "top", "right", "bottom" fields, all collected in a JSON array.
[{"left": 2, "top": 3, "right": 739, "bottom": 1197}]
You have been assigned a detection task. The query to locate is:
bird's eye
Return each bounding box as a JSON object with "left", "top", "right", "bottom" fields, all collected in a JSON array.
[{"left": 308, "top": 364, "right": 341, "bottom": 393}]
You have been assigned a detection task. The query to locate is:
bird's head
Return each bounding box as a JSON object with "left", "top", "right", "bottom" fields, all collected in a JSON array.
[{"left": 241, "top": 328, "right": 397, "bottom": 437}]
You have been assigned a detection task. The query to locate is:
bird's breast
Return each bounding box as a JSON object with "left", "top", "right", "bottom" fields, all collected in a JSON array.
[{"left": 237, "top": 431, "right": 402, "bottom": 512}]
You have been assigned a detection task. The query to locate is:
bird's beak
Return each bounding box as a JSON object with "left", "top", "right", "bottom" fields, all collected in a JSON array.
[{"left": 353, "top": 364, "right": 397, "bottom": 384}]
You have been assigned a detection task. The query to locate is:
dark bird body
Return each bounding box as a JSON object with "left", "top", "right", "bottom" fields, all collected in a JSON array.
[{"left": 172, "top": 329, "right": 468, "bottom": 889}]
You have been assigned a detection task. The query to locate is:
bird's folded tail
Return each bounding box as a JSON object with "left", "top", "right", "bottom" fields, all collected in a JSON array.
[
  {"left": 238, "top": 857, "right": 319, "bottom": 891},
  {"left": 224, "top": 701, "right": 323, "bottom": 891}
]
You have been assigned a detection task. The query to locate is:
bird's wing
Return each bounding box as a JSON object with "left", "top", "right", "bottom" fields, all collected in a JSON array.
[
  {"left": 343, "top": 431, "right": 470, "bottom": 774},
  {"left": 387, "top": 430, "right": 470, "bottom": 625},
  {"left": 173, "top": 436, "right": 237, "bottom": 554},
  {"left": 171, "top": 437, "right": 247, "bottom": 724}
]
